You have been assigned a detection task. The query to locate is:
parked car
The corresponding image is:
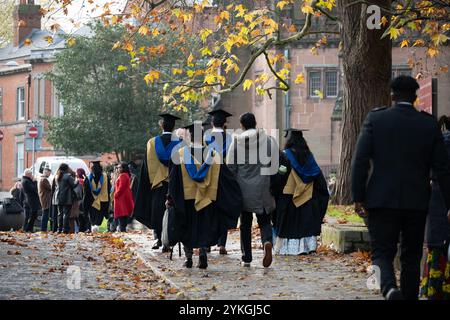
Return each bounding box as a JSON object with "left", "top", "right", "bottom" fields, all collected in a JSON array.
[{"left": 33, "top": 156, "right": 90, "bottom": 181}]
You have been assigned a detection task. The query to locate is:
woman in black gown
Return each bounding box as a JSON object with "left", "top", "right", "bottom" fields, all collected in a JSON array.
[{"left": 272, "top": 129, "right": 329, "bottom": 255}]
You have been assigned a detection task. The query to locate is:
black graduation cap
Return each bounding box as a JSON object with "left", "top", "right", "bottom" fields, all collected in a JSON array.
[
  {"left": 159, "top": 113, "right": 181, "bottom": 122},
  {"left": 208, "top": 109, "right": 232, "bottom": 123},
  {"left": 183, "top": 121, "right": 204, "bottom": 136},
  {"left": 283, "top": 128, "right": 309, "bottom": 138}
]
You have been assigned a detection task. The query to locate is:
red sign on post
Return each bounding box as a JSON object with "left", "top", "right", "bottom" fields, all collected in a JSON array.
[{"left": 28, "top": 127, "right": 38, "bottom": 139}]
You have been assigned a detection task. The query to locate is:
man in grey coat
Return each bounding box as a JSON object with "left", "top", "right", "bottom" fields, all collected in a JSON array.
[{"left": 227, "top": 113, "right": 279, "bottom": 268}]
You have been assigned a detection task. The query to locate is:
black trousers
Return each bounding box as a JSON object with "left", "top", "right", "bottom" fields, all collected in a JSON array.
[
  {"left": 23, "top": 208, "right": 38, "bottom": 232},
  {"left": 368, "top": 209, "right": 427, "bottom": 300},
  {"left": 240, "top": 211, "right": 273, "bottom": 263},
  {"left": 50, "top": 205, "right": 59, "bottom": 232},
  {"left": 57, "top": 205, "right": 72, "bottom": 233},
  {"left": 218, "top": 230, "right": 228, "bottom": 247}
]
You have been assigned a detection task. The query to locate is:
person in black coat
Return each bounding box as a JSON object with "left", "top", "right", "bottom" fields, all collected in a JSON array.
[
  {"left": 21, "top": 169, "right": 42, "bottom": 232},
  {"left": 53, "top": 163, "right": 78, "bottom": 234},
  {"left": 351, "top": 76, "right": 450, "bottom": 300},
  {"left": 420, "top": 115, "right": 450, "bottom": 299}
]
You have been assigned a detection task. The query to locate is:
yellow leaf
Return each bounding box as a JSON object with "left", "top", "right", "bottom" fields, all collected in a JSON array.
[
  {"left": 172, "top": 68, "right": 183, "bottom": 75},
  {"left": 111, "top": 15, "right": 118, "bottom": 25},
  {"left": 432, "top": 34, "right": 449, "bottom": 46},
  {"left": 112, "top": 41, "right": 121, "bottom": 50},
  {"left": 117, "top": 65, "right": 128, "bottom": 71},
  {"left": 152, "top": 28, "right": 159, "bottom": 36},
  {"left": 256, "top": 86, "right": 265, "bottom": 96},
  {"left": 204, "top": 74, "right": 216, "bottom": 84},
  {"left": 144, "top": 70, "right": 160, "bottom": 84},
  {"left": 24, "top": 38, "right": 32, "bottom": 46},
  {"left": 294, "top": 73, "right": 305, "bottom": 84},
  {"left": 67, "top": 37, "right": 76, "bottom": 47},
  {"left": 44, "top": 36, "right": 53, "bottom": 44},
  {"left": 220, "top": 10, "right": 230, "bottom": 21},
  {"left": 200, "top": 28, "right": 212, "bottom": 42},
  {"left": 187, "top": 54, "right": 194, "bottom": 67},
  {"left": 243, "top": 79, "right": 253, "bottom": 91},
  {"left": 200, "top": 47, "right": 212, "bottom": 56},
  {"left": 138, "top": 25, "right": 149, "bottom": 35},
  {"left": 380, "top": 16, "right": 388, "bottom": 27},
  {"left": 427, "top": 47, "right": 439, "bottom": 58},
  {"left": 314, "top": 90, "right": 324, "bottom": 99},
  {"left": 124, "top": 42, "right": 133, "bottom": 52},
  {"left": 387, "top": 27, "right": 402, "bottom": 40},
  {"left": 277, "top": 1, "right": 289, "bottom": 10},
  {"left": 302, "top": 5, "right": 315, "bottom": 14},
  {"left": 400, "top": 40, "right": 409, "bottom": 48}
]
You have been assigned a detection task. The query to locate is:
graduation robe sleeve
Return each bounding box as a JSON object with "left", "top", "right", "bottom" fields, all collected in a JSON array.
[
  {"left": 132, "top": 155, "right": 154, "bottom": 228},
  {"left": 215, "top": 164, "right": 243, "bottom": 229},
  {"left": 312, "top": 172, "right": 330, "bottom": 228},
  {"left": 167, "top": 163, "right": 189, "bottom": 244}
]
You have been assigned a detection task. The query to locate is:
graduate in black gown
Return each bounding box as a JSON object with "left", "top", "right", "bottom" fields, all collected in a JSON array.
[
  {"left": 166, "top": 121, "right": 242, "bottom": 269},
  {"left": 271, "top": 129, "right": 329, "bottom": 255},
  {"left": 203, "top": 109, "right": 233, "bottom": 255},
  {"left": 83, "top": 160, "right": 111, "bottom": 233},
  {"left": 133, "top": 113, "right": 183, "bottom": 252}
]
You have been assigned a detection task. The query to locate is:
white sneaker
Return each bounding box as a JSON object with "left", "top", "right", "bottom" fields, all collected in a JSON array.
[{"left": 91, "top": 225, "right": 99, "bottom": 234}]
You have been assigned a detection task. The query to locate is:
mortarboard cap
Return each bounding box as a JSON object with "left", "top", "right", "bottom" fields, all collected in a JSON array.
[
  {"left": 208, "top": 109, "right": 233, "bottom": 118},
  {"left": 159, "top": 113, "right": 181, "bottom": 121},
  {"left": 283, "top": 128, "right": 309, "bottom": 138}
]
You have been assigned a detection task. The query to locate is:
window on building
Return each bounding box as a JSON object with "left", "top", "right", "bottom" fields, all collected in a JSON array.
[
  {"left": 392, "top": 67, "right": 412, "bottom": 79},
  {"left": 16, "top": 141, "right": 24, "bottom": 178},
  {"left": 17, "top": 87, "right": 25, "bottom": 120},
  {"left": 325, "top": 71, "right": 338, "bottom": 98},
  {"left": 307, "top": 68, "right": 339, "bottom": 98},
  {"left": 308, "top": 71, "right": 322, "bottom": 97}
]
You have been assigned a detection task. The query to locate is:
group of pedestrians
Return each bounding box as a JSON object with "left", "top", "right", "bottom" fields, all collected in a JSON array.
[
  {"left": 133, "top": 108, "right": 329, "bottom": 270},
  {"left": 10, "top": 160, "right": 137, "bottom": 234}
]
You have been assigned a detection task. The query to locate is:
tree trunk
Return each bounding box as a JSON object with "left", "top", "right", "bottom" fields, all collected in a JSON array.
[{"left": 334, "top": 1, "right": 392, "bottom": 204}]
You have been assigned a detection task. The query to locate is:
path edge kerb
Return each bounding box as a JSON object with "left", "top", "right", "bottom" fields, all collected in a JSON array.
[{"left": 123, "top": 234, "right": 191, "bottom": 300}]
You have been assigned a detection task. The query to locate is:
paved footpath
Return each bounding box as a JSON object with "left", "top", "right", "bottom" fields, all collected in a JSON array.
[
  {"left": 0, "top": 231, "right": 177, "bottom": 300},
  {"left": 125, "top": 228, "right": 380, "bottom": 300},
  {"left": 0, "top": 228, "right": 380, "bottom": 300}
]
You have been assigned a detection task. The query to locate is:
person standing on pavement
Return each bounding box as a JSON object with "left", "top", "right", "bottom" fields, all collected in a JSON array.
[
  {"left": 113, "top": 163, "right": 135, "bottom": 232},
  {"left": 53, "top": 164, "right": 79, "bottom": 234},
  {"left": 38, "top": 165, "right": 52, "bottom": 232},
  {"left": 420, "top": 115, "right": 450, "bottom": 300},
  {"left": 83, "top": 160, "right": 111, "bottom": 233},
  {"left": 204, "top": 109, "right": 234, "bottom": 255},
  {"left": 226, "top": 113, "right": 279, "bottom": 268},
  {"left": 133, "top": 113, "right": 183, "bottom": 251},
  {"left": 21, "top": 169, "right": 41, "bottom": 232},
  {"left": 76, "top": 169, "right": 89, "bottom": 232},
  {"left": 351, "top": 75, "right": 450, "bottom": 300}
]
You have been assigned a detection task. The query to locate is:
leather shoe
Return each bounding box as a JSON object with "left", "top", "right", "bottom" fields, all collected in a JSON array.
[{"left": 262, "top": 242, "right": 273, "bottom": 268}]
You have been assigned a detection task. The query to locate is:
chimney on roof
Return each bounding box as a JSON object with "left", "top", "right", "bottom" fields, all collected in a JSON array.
[{"left": 13, "top": 0, "right": 42, "bottom": 47}]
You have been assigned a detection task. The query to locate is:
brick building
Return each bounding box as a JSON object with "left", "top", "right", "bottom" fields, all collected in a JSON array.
[{"left": 0, "top": 1, "right": 66, "bottom": 191}]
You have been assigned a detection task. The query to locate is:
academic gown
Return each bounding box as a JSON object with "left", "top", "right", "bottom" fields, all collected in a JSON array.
[
  {"left": 272, "top": 151, "right": 329, "bottom": 239},
  {"left": 133, "top": 134, "right": 183, "bottom": 232},
  {"left": 168, "top": 147, "right": 242, "bottom": 249},
  {"left": 82, "top": 175, "right": 111, "bottom": 226}
]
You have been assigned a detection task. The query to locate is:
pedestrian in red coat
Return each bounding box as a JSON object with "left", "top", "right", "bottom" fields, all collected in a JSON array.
[{"left": 114, "top": 163, "right": 135, "bottom": 232}]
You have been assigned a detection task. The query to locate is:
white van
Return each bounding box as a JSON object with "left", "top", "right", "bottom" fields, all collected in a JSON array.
[{"left": 33, "top": 156, "right": 90, "bottom": 181}]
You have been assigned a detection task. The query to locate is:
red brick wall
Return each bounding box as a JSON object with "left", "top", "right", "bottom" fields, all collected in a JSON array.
[{"left": 0, "top": 62, "right": 57, "bottom": 191}]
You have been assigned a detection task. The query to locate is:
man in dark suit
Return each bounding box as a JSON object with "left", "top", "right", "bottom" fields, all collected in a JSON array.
[{"left": 351, "top": 75, "right": 450, "bottom": 300}]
